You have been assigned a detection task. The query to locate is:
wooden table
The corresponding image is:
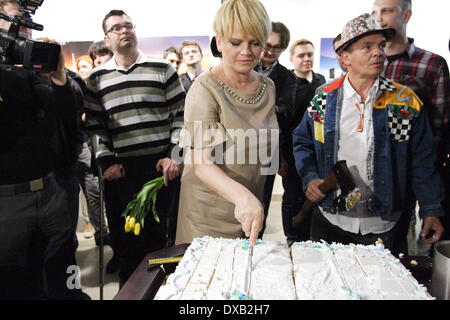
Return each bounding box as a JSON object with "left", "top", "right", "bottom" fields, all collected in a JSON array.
[
  {"left": 114, "top": 246, "right": 433, "bottom": 300},
  {"left": 113, "top": 244, "right": 189, "bottom": 300}
]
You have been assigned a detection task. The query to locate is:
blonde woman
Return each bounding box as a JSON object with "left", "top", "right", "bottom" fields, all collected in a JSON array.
[{"left": 176, "top": 0, "right": 278, "bottom": 246}]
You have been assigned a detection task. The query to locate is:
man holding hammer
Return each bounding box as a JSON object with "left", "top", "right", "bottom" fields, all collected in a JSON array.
[{"left": 292, "top": 13, "right": 444, "bottom": 255}]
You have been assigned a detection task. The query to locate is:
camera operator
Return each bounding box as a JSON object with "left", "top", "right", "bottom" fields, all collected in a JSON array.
[{"left": 0, "top": 0, "right": 80, "bottom": 299}]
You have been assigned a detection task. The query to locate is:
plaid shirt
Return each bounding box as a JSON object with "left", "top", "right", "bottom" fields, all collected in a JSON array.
[{"left": 383, "top": 38, "right": 450, "bottom": 143}]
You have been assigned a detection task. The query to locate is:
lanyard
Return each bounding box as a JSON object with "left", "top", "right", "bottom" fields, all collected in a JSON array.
[{"left": 354, "top": 103, "right": 364, "bottom": 132}]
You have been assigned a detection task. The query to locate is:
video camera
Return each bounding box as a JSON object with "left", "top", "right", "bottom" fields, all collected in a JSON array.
[{"left": 0, "top": 0, "right": 60, "bottom": 72}]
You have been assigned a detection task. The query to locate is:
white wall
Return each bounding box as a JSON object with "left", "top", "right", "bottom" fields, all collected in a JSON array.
[{"left": 33, "top": 0, "right": 450, "bottom": 69}]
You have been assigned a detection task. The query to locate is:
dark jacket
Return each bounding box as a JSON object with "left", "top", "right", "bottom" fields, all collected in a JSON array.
[
  {"left": 266, "top": 63, "right": 297, "bottom": 129},
  {"left": 0, "top": 65, "right": 77, "bottom": 184},
  {"left": 180, "top": 73, "right": 193, "bottom": 94},
  {"left": 255, "top": 62, "right": 297, "bottom": 161},
  {"left": 40, "top": 74, "right": 84, "bottom": 178},
  {"left": 291, "top": 71, "right": 326, "bottom": 130},
  {"left": 284, "top": 71, "right": 326, "bottom": 163}
]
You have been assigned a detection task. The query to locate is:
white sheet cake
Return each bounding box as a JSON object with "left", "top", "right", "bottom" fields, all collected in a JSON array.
[
  {"left": 291, "top": 242, "right": 433, "bottom": 300},
  {"left": 154, "top": 237, "right": 433, "bottom": 300}
]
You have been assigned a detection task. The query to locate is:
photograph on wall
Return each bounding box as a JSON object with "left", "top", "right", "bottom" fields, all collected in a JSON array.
[
  {"left": 61, "top": 35, "right": 213, "bottom": 75},
  {"left": 319, "top": 37, "right": 344, "bottom": 82}
]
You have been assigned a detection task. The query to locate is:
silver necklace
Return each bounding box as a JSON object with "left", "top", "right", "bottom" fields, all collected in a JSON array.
[{"left": 218, "top": 78, "right": 267, "bottom": 104}]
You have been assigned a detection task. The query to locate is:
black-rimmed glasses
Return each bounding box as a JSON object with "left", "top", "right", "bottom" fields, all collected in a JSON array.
[
  {"left": 264, "top": 44, "right": 283, "bottom": 52},
  {"left": 105, "top": 23, "right": 135, "bottom": 35}
]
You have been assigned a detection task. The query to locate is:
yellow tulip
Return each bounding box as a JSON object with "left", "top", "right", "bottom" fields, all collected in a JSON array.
[
  {"left": 125, "top": 216, "right": 131, "bottom": 224},
  {"left": 124, "top": 222, "right": 132, "bottom": 233},
  {"left": 134, "top": 223, "right": 141, "bottom": 236},
  {"left": 129, "top": 217, "right": 136, "bottom": 229}
]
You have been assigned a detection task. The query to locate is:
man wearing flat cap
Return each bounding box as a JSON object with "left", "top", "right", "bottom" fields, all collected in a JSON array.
[{"left": 292, "top": 13, "right": 444, "bottom": 254}]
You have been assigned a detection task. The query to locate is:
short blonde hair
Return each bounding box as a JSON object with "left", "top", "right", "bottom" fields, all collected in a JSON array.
[
  {"left": 213, "top": 0, "right": 271, "bottom": 46},
  {"left": 290, "top": 39, "right": 314, "bottom": 57}
]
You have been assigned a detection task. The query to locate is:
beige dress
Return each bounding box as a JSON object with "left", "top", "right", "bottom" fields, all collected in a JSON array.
[{"left": 175, "top": 70, "right": 278, "bottom": 244}]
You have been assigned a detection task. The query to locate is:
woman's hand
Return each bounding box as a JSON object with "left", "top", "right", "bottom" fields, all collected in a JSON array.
[
  {"left": 192, "top": 147, "right": 264, "bottom": 246},
  {"left": 234, "top": 192, "right": 265, "bottom": 246}
]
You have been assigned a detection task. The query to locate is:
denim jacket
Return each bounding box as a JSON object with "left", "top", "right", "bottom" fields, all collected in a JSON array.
[{"left": 292, "top": 75, "right": 444, "bottom": 218}]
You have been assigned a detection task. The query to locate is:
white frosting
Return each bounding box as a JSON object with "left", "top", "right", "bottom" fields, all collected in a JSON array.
[
  {"left": 207, "top": 240, "right": 236, "bottom": 300},
  {"left": 154, "top": 237, "right": 208, "bottom": 300},
  {"left": 249, "top": 241, "right": 297, "bottom": 300},
  {"left": 291, "top": 243, "right": 352, "bottom": 300},
  {"left": 155, "top": 238, "right": 434, "bottom": 300},
  {"left": 291, "top": 242, "right": 434, "bottom": 300},
  {"left": 230, "top": 240, "right": 249, "bottom": 299},
  {"left": 180, "top": 237, "right": 223, "bottom": 299}
]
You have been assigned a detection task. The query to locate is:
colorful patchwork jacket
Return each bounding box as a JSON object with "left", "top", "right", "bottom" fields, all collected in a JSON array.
[{"left": 292, "top": 75, "right": 444, "bottom": 218}]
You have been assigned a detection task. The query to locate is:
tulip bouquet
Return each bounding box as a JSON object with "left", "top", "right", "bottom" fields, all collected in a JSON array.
[{"left": 121, "top": 176, "right": 165, "bottom": 236}]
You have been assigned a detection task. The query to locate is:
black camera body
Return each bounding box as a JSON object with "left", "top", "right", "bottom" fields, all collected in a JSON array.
[{"left": 0, "top": 0, "right": 60, "bottom": 72}]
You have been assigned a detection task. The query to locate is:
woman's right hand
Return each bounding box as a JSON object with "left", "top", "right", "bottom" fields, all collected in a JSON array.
[{"left": 234, "top": 192, "right": 265, "bottom": 246}]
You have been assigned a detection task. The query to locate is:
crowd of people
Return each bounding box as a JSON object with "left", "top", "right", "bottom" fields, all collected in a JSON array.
[{"left": 0, "top": 0, "right": 449, "bottom": 300}]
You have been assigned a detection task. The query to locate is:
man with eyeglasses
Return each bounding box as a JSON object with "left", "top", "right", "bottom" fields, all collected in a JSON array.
[
  {"left": 85, "top": 10, "right": 185, "bottom": 286},
  {"left": 254, "top": 21, "right": 296, "bottom": 238}
]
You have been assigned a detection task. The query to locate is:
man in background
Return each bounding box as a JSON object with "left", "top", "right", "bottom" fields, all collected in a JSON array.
[
  {"left": 179, "top": 40, "right": 203, "bottom": 93},
  {"left": 280, "top": 39, "right": 325, "bottom": 243},
  {"left": 255, "top": 21, "right": 297, "bottom": 237},
  {"left": 85, "top": 10, "right": 185, "bottom": 286},
  {"left": 372, "top": 0, "right": 450, "bottom": 254},
  {"left": 163, "top": 46, "right": 181, "bottom": 72}
]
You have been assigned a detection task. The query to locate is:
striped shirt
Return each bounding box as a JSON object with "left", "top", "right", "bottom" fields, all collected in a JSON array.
[
  {"left": 383, "top": 38, "right": 450, "bottom": 143},
  {"left": 85, "top": 51, "right": 185, "bottom": 168}
]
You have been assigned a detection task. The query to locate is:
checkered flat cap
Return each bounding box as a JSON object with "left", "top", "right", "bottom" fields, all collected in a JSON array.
[{"left": 335, "top": 13, "right": 395, "bottom": 54}]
